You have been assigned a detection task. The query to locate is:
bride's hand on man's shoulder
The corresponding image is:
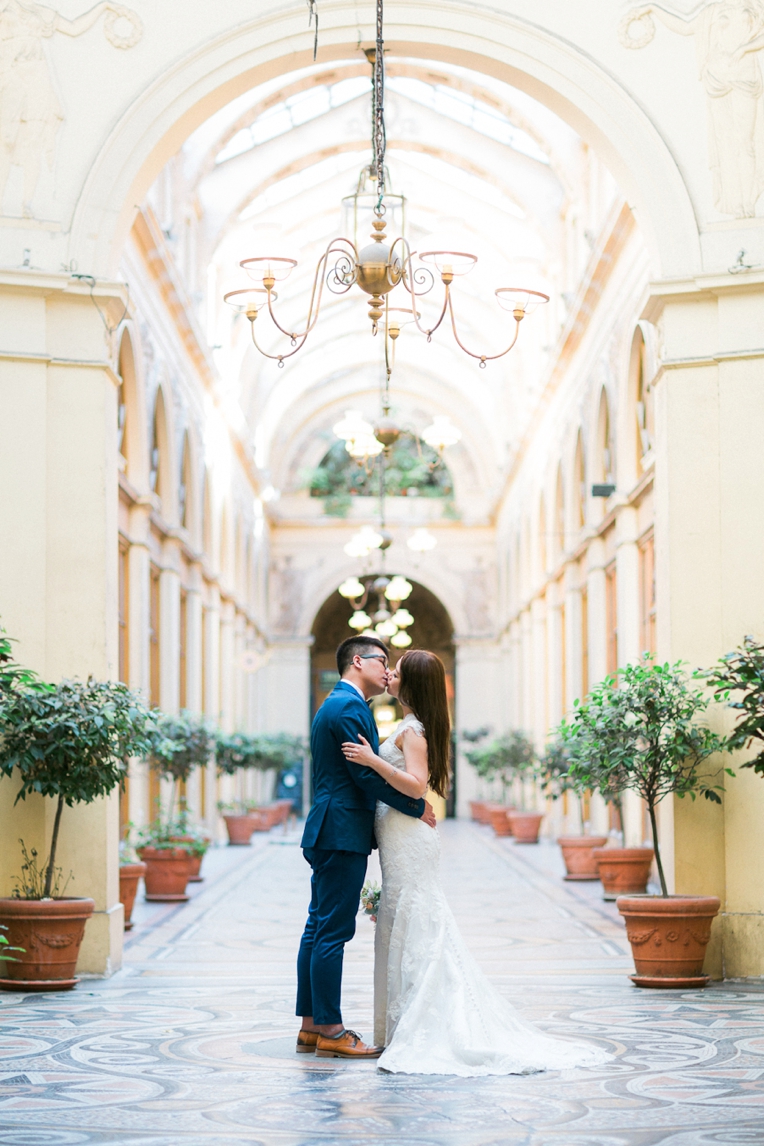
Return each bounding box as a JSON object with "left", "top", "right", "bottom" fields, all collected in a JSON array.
[{"left": 341, "top": 734, "right": 378, "bottom": 768}]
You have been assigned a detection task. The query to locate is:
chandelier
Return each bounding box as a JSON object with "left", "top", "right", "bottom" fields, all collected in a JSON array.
[
  {"left": 223, "top": 0, "right": 549, "bottom": 369},
  {"left": 339, "top": 574, "right": 415, "bottom": 647}
]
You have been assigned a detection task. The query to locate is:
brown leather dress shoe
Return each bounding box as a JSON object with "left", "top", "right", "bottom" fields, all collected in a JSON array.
[
  {"left": 315, "top": 1029, "right": 383, "bottom": 1059},
  {"left": 296, "top": 1030, "right": 319, "bottom": 1053}
]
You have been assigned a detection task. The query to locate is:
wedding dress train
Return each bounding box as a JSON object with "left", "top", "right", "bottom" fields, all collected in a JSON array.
[{"left": 373, "top": 714, "right": 610, "bottom": 1076}]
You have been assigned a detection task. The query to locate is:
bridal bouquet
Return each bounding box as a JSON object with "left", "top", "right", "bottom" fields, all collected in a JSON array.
[{"left": 360, "top": 881, "right": 381, "bottom": 921}]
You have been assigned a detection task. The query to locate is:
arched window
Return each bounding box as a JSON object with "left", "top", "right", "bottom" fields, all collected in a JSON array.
[
  {"left": 596, "top": 387, "right": 614, "bottom": 485},
  {"left": 150, "top": 388, "right": 171, "bottom": 515},
  {"left": 116, "top": 329, "right": 146, "bottom": 487},
  {"left": 633, "top": 328, "right": 655, "bottom": 469},
  {"left": 573, "top": 430, "right": 586, "bottom": 529},
  {"left": 179, "top": 432, "right": 190, "bottom": 530},
  {"left": 202, "top": 469, "right": 213, "bottom": 558},
  {"left": 538, "top": 496, "right": 547, "bottom": 577},
  {"left": 554, "top": 465, "right": 565, "bottom": 558}
]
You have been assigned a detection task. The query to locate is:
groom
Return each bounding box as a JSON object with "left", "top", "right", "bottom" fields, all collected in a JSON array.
[{"left": 296, "top": 634, "right": 436, "bottom": 1058}]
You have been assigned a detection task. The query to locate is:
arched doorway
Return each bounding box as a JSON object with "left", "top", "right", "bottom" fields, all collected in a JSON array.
[{"left": 310, "top": 577, "right": 456, "bottom": 815}]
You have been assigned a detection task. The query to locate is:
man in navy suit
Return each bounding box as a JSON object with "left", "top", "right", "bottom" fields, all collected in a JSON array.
[{"left": 296, "top": 634, "right": 436, "bottom": 1059}]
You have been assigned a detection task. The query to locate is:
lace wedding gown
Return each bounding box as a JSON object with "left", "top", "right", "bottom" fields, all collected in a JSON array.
[{"left": 373, "top": 713, "right": 610, "bottom": 1076}]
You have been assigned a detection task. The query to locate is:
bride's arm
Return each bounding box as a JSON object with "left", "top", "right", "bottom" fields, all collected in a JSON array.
[{"left": 341, "top": 732, "right": 429, "bottom": 799}]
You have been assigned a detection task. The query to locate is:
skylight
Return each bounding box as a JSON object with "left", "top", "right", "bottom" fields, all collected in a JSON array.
[
  {"left": 387, "top": 77, "right": 550, "bottom": 165},
  {"left": 216, "top": 77, "right": 370, "bottom": 164}
]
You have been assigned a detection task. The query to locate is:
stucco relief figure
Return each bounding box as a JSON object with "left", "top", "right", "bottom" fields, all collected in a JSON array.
[
  {"left": 622, "top": 2, "right": 764, "bottom": 217},
  {"left": 0, "top": 1, "right": 142, "bottom": 217}
]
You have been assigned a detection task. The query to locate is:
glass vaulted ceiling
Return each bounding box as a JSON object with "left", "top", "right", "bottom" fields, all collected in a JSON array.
[{"left": 168, "top": 54, "right": 617, "bottom": 522}]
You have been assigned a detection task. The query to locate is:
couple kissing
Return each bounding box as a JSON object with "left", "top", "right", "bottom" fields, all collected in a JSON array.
[{"left": 295, "top": 634, "right": 609, "bottom": 1075}]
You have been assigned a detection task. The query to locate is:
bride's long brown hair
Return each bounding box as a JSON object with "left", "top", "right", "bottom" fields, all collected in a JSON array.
[{"left": 397, "top": 649, "right": 451, "bottom": 798}]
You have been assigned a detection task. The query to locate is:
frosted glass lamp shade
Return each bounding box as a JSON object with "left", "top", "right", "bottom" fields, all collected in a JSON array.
[
  {"left": 407, "top": 528, "right": 437, "bottom": 553},
  {"left": 421, "top": 416, "right": 462, "bottom": 451},
  {"left": 338, "top": 577, "right": 365, "bottom": 599},
  {"left": 391, "top": 630, "right": 412, "bottom": 648}
]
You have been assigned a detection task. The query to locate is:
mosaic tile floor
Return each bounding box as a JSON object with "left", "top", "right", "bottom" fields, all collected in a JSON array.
[{"left": 1, "top": 822, "right": 764, "bottom": 1145}]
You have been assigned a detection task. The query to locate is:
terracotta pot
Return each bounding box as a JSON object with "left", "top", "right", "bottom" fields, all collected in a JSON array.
[
  {"left": 223, "top": 814, "right": 256, "bottom": 845},
  {"left": 119, "top": 862, "right": 146, "bottom": 930},
  {"left": 558, "top": 836, "right": 609, "bottom": 880},
  {"left": 137, "top": 847, "right": 193, "bottom": 901},
  {"left": 593, "top": 846, "right": 654, "bottom": 901},
  {"left": 169, "top": 836, "right": 204, "bottom": 882},
  {"left": 508, "top": 811, "right": 544, "bottom": 843},
  {"left": 488, "top": 806, "right": 514, "bottom": 837},
  {"left": 0, "top": 897, "right": 95, "bottom": 991},
  {"left": 469, "top": 800, "right": 491, "bottom": 823},
  {"left": 617, "top": 894, "right": 721, "bottom": 988}
]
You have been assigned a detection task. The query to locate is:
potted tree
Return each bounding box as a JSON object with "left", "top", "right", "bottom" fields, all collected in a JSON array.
[
  {"left": 704, "top": 635, "right": 764, "bottom": 774},
  {"left": 461, "top": 727, "right": 494, "bottom": 824},
  {"left": 139, "top": 712, "right": 213, "bottom": 895},
  {"left": 555, "top": 716, "right": 642, "bottom": 897},
  {"left": 568, "top": 658, "right": 729, "bottom": 988},
  {"left": 465, "top": 731, "right": 538, "bottom": 839},
  {"left": 216, "top": 731, "right": 261, "bottom": 843},
  {"left": 0, "top": 638, "right": 154, "bottom": 990},
  {"left": 540, "top": 730, "right": 607, "bottom": 880}
]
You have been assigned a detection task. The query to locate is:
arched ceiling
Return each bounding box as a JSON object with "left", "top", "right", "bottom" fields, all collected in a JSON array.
[{"left": 150, "top": 52, "right": 619, "bottom": 523}]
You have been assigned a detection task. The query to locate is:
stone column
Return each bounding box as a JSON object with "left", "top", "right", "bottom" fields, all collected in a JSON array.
[
  {"left": 530, "top": 596, "right": 547, "bottom": 750},
  {"left": 183, "top": 561, "right": 204, "bottom": 818},
  {"left": 0, "top": 279, "right": 126, "bottom": 975},
  {"left": 127, "top": 501, "right": 151, "bottom": 827},
  {"left": 454, "top": 637, "right": 503, "bottom": 817},
  {"left": 203, "top": 585, "right": 222, "bottom": 836},
  {"left": 649, "top": 283, "right": 764, "bottom": 975},
  {"left": 615, "top": 505, "right": 644, "bottom": 847},
  {"left": 586, "top": 537, "right": 611, "bottom": 838}
]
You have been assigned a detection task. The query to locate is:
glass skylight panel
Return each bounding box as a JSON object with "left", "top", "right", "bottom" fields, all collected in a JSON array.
[
  {"left": 387, "top": 77, "right": 549, "bottom": 165},
  {"left": 215, "top": 77, "right": 370, "bottom": 164}
]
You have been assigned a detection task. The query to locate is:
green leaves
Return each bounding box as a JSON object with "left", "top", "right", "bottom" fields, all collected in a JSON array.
[
  {"left": 148, "top": 711, "right": 213, "bottom": 784},
  {"left": 215, "top": 731, "right": 305, "bottom": 776},
  {"left": 702, "top": 636, "right": 764, "bottom": 774},
  {"left": 0, "top": 924, "right": 25, "bottom": 962},
  {"left": 465, "top": 730, "right": 536, "bottom": 787},
  {"left": 305, "top": 434, "right": 453, "bottom": 517},
  {"left": 0, "top": 677, "right": 155, "bottom": 807},
  {"left": 565, "top": 659, "right": 726, "bottom": 810}
]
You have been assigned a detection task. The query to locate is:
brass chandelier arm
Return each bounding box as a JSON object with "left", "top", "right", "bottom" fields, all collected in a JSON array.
[
  {"left": 248, "top": 321, "right": 309, "bottom": 365},
  {"left": 446, "top": 290, "right": 522, "bottom": 366},
  {"left": 391, "top": 238, "right": 449, "bottom": 340},
  {"left": 261, "top": 237, "right": 359, "bottom": 343}
]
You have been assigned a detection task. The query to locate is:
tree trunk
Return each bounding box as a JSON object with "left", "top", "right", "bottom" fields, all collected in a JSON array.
[
  {"left": 43, "top": 793, "right": 65, "bottom": 898},
  {"left": 648, "top": 799, "right": 668, "bottom": 896}
]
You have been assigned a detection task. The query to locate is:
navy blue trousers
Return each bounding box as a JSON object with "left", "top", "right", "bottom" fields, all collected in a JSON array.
[{"left": 296, "top": 847, "right": 368, "bottom": 1026}]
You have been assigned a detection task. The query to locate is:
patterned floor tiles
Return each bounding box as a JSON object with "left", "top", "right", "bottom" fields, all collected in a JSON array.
[{"left": 1, "top": 822, "right": 764, "bottom": 1145}]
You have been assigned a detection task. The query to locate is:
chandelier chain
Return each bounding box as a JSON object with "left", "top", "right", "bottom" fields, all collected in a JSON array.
[
  {"left": 372, "top": 0, "right": 386, "bottom": 206},
  {"left": 307, "top": 0, "right": 318, "bottom": 62}
]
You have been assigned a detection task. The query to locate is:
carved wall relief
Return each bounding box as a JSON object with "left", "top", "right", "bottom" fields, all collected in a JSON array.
[
  {"left": 621, "top": 2, "right": 764, "bottom": 218},
  {"left": 0, "top": 1, "right": 143, "bottom": 218}
]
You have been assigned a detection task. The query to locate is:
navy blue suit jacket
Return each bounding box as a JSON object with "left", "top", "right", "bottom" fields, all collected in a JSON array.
[{"left": 301, "top": 680, "right": 426, "bottom": 854}]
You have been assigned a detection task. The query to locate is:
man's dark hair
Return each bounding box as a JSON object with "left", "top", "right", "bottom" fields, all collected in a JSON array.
[{"left": 336, "top": 635, "right": 388, "bottom": 677}]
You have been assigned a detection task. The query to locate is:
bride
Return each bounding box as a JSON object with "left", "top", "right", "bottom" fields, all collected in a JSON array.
[{"left": 341, "top": 648, "right": 610, "bottom": 1076}]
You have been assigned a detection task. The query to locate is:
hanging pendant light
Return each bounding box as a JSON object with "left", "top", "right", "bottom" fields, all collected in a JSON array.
[{"left": 407, "top": 528, "right": 437, "bottom": 553}]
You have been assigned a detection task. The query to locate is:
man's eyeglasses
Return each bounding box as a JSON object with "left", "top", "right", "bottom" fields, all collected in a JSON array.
[{"left": 359, "top": 653, "right": 389, "bottom": 669}]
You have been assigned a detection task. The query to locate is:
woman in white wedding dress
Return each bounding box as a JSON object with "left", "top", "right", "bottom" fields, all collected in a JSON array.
[{"left": 342, "top": 649, "right": 610, "bottom": 1077}]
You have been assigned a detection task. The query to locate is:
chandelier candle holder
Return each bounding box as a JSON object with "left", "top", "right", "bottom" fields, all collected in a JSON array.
[
  {"left": 339, "top": 574, "right": 414, "bottom": 646},
  {"left": 223, "top": 0, "right": 548, "bottom": 369}
]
